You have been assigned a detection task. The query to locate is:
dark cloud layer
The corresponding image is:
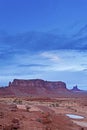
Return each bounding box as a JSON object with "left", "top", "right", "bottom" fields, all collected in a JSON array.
[
  {"left": 18, "top": 64, "right": 48, "bottom": 68},
  {"left": 0, "top": 24, "right": 87, "bottom": 56}
]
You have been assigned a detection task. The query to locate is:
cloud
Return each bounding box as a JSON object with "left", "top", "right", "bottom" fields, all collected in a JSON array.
[
  {"left": 73, "top": 24, "right": 87, "bottom": 38},
  {"left": 83, "top": 69, "right": 87, "bottom": 72},
  {"left": 0, "top": 50, "right": 87, "bottom": 83},
  {"left": 18, "top": 64, "right": 48, "bottom": 67},
  {"left": 0, "top": 30, "right": 87, "bottom": 89},
  {"left": 41, "top": 51, "right": 60, "bottom": 62},
  {"left": 0, "top": 50, "right": 87, "bottom": 73},
  {"left": 0, "top": 31, "right": 70, "bottom": 52},
  {"left": 1, "top": 29, "right": 87, "bottom": 54},
  {"left": 0, "top": 50, "right": 87, "bottom": 90}
]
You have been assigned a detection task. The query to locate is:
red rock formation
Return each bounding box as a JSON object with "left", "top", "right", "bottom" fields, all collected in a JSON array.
[
  {"left": 71, "top": 85, "right": 81, "bottom": 92},
  {"left": 0, "top": 87, "right": 14, "bottom": 96},
  {"left": 9, "top": 79, "right": 66, "bottom": 90},
  {"left": 0, "top": 79, "right": 68, "bottom": 97}
]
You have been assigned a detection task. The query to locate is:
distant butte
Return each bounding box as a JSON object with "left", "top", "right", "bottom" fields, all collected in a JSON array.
[
  {"left": 0, "top": 79, "right": 84, "bottom": 97},
  {"left": 71, "top": 85, "right": 81, "bottom": 92}
]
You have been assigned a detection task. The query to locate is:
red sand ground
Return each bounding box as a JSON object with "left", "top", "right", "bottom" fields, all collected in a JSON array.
[{"left": 0, "top": 97, "right": 87, "bottom": 130}]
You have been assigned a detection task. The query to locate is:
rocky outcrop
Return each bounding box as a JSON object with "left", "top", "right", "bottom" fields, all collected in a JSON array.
[
  {"left": 0, "top": 79, "right": 68, "bottom": 97},
  {"left": 9, "top": 79, "right": 66, "bottom": 90},
  {"left": 0, "top": 87, "right": 14, "bottom": 96},
  {"left": 71, "top": 85, "right": 81, "bottom": 92},
  {"left": 9, "top": 79, "right": 45, "bottom": 88}
]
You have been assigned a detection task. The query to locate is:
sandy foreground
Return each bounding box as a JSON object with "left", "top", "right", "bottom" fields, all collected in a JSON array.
[
  {"left": 73, "top": 120, "right": 87, "bottom": 127},
  {"left": 0, "top": 97, "right": 87, "bottom": 130}
]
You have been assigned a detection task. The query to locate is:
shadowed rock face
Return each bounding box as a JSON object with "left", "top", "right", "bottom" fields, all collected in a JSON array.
[{"left": 71, "top": 85, "right": 81, "bottom": 91}]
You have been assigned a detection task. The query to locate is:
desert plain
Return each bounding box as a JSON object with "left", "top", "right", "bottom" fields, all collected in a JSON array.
[{"left": 0, "top": 96, "right": 87, "bottom": 130}]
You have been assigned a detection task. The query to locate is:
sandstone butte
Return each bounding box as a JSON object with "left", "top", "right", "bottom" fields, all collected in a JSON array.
[{"left": 0, "top": 79, "right": 82, "bottom": 97}]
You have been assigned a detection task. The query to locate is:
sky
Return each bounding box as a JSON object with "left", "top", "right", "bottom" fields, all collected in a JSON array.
[{"left": 0, "top": 0, "right": 87, "bottom": 90}]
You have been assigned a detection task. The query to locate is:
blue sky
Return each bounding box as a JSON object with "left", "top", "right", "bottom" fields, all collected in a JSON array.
[{"left": 0, "top": 0, "right": 87, "bottom": 90}]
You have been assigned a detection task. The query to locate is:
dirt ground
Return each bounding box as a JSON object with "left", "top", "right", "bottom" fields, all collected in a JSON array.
[{"left": 0, "top": 97, "right": 87, "bottom": 130}]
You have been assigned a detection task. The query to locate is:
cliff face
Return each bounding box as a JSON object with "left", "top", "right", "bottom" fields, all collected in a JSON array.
[
  {"left": 9, "top": 79, "right": 67, "bottom": 92},
  {"left": 9, "top": 79, "right": 45, "bottom": 88},
  {"left": 0, "top": 79, "right": 68, "bottom": 97},
  {"left": 9, "top": 79, "right": 66, "bottom": 89}
]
